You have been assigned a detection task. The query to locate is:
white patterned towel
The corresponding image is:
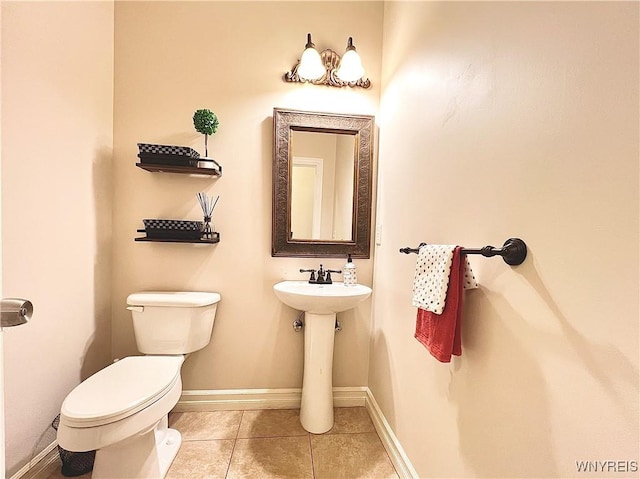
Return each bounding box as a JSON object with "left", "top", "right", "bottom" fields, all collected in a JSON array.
[{"left": 412, "top": 244, "right": 478, "bottom": 314}]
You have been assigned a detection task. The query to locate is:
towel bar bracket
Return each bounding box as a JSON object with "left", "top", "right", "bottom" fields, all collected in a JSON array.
[{"left": 501, "top": 238, "right": 527, "bottom": 265}]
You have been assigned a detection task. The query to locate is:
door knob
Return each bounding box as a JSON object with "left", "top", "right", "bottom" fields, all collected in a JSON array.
[{"left": 1, "top": 298, "right": 33, "bottom": 327}]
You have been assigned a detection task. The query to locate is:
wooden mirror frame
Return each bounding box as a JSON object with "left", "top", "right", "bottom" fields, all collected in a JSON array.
[{"left": 272, "top": 108, "right": 374, "bottom": 258}]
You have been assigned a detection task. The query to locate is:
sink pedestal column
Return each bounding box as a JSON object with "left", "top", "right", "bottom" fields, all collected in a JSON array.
[{"left": 300, "top": 312, "right": 336, "bottom": 434}]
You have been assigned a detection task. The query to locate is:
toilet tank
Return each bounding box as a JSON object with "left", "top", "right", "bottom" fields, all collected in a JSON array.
[{"left": 126, "top": 291, "right": 221, "bottom": 354}]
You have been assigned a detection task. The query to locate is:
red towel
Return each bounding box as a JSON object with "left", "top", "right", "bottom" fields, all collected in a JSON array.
[{"left": 415, "top": 246, "right": 464, "bottom": 362}]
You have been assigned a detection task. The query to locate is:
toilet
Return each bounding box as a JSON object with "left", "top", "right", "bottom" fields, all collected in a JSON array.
[{"left": 57, "top": 291, "right": 221, "bottom": 479}]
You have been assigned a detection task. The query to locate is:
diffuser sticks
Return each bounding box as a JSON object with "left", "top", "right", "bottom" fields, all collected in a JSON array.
[{"left": 197, "top": 192, "right": 219, "bottom": 239}]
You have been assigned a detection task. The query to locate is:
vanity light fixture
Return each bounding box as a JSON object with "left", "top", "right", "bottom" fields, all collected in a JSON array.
[{"left": 284, "top": 33, "right": 371, "bottom": 89}]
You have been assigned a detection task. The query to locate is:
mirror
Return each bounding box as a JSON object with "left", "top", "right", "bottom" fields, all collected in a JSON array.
[
  {"left": 272, "top": 108, "right": 374, "bottom": 258},
  {"left": 290, "top": 130, "right": 355, "bottom": 241}
]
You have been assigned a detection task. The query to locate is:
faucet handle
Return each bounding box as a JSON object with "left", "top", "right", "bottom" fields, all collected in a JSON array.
[
  {"left": 325, "top": 269, "right": 342, "bottom": 284},
  {"left": 299, "top": 268, "right": 316, "bottom": 282}
]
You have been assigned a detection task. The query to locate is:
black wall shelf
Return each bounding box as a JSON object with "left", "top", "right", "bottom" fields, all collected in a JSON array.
[
  {"left": 136, "top": 162, "right": 221, "bottom": 177},
  {"left": 135, "top": 230, "right": 220, "bottom": 244}
]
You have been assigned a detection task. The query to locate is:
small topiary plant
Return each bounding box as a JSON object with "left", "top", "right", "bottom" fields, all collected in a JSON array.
[{"left": 193, "top": 109, "right": 219, "bottom": 157}]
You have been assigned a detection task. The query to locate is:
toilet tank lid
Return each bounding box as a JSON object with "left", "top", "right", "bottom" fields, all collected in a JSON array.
[{"left": 127, "top": 291, "right": 221, "bottom": 307}]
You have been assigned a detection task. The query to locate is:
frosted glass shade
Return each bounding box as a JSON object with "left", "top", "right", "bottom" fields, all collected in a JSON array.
[
  {"left": 298, "top": 47, "right": 325, "bottom": 81},
  {"left": 336, "top": 49, "right": 364, "bottom": 83}
]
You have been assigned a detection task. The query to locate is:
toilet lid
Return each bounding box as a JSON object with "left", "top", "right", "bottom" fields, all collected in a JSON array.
[{"left": 61, "top": 356, "right": 183, "bottom": 428}]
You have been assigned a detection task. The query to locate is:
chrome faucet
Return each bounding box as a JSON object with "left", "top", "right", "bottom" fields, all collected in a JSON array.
[{"left": 300, "top": 265, "right": 342, "bottom": 284}]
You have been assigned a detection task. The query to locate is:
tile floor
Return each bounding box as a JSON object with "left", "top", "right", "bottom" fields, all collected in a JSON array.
[{"left": 42, "top": 407, "right": 399, "bottom": 479}]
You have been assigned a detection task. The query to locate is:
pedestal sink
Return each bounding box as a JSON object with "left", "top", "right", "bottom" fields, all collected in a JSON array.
[{"left": 273, "top": 280, "right": 372, "bottom": 433}]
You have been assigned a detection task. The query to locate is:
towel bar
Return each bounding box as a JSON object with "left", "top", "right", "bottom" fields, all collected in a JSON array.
[{"left": 399, "top": 238, "right": 527, "bottom": 266}]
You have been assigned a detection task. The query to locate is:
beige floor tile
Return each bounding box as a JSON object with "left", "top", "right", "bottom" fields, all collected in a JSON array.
[
  {"left": 227, "top": 436, "right": 313, "bottom": 479},
  {"left": 169, "top": 411, "right": 242, "bottom": 440},
  {"left": 166, "top": 439, "right": 234, "bottom": 479},
  {"left": 237, "top": 409, "right": 307, "bottom": 438},
  {"left": 311, "top": 432, "right": 399, "bottom": 479},
  {"left": 328, "top": 407, "right": 375, "bottom": 435}
]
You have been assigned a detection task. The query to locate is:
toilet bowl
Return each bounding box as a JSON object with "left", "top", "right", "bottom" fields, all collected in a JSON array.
[{"left": 57, "top": 291, "right": 220, "bottom": 479}]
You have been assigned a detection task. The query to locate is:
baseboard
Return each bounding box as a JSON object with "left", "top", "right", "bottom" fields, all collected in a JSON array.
[
  {"left": 175, "top": 387, "right": 417, "bottom": 479},
  {"left": 174, "top": 386, "right": 367, "bottom": 412},
  {"left": 9, "top": 441, "right": 59, "bottom": 479},
  {"left": 365, "top": 390, "right": 419, "bottom": 479}
]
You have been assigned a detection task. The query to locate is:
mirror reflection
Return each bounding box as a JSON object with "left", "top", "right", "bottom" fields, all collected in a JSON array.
[
  {"left": 290, "top": 130, "right": 355, "bottom": 241},
  {"left": 272, "top": 108, "right": 374, "bottom": 258}
]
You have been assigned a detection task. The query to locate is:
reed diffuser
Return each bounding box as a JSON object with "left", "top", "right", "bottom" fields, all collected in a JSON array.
[{"left": 197, "top": 192, "right": 219, "bottom": 239}]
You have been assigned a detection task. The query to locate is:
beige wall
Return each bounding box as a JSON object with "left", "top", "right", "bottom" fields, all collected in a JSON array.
[
  {"left": 1, "top": 1, "right": 114, "bottom": 476},
  {"left": 372, "top": 2, "right": 639, "bottom": 477},
  {"left": 112, "top": 2, "right": 383, "bottom": 391}
]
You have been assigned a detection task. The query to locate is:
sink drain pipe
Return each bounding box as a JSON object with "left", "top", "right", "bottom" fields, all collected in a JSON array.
[
  {"left": 292, "top": 313, "right": 341, "bottom": 332},
  {"left": 293, "top": 312, "right": 304, "bottom": 332}
]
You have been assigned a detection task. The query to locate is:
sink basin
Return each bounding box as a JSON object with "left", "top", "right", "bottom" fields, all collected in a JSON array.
[{"left": 273, "top": 281, "right": 372, "bottom": 314}]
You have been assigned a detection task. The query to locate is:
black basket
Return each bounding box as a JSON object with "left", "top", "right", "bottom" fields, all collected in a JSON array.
[
  {"left": 51, "top": 415, "right": 96, "bottom": 477},
  {"left": 136, "top": 143, "right": 200, "bottom": 158},
  {"left": 142, "top": 219, "right": 204, "bottom": 240},
  {"left": 137, "top": 143, "right": 201, "bottom": 167}
]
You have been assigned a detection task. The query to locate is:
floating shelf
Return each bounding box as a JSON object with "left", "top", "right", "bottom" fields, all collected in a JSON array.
[
  {"left": 135, "top": 230, "right": 220, "bottom": 244},
  {"left": 136, "top": 162, "right": 221, "bottom": 177}
]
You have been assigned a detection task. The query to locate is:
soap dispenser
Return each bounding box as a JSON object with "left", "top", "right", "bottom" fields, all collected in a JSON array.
[{"left": 343, "top": 254, "right": 357, "bottom": 286}]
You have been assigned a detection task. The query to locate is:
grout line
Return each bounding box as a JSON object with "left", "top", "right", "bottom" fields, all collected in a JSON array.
[
  {"left": 224, "top": 409, "right": 244, "bottom": 478},
  {"left": 235, "top": 410, "right": 244, "bottom": 440},
  {"left": 180, "top": 437, "right": 236, "bottom": 442},
  {"left": 318, "top": 431, "right": 380, "bottom": 438},
  {"left": 235, "top": 433, "right": 309, "bottom": 439},
  {"left": 308, "top": 433, "right": 316, "bottom": 479},
  {"left": 224, "top": 438, "right": 236, "bottom": 479}
]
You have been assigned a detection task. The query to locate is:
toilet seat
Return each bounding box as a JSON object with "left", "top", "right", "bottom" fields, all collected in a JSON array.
[{"left": 61, "top": 355, "right": 184, "bottom": 428}]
